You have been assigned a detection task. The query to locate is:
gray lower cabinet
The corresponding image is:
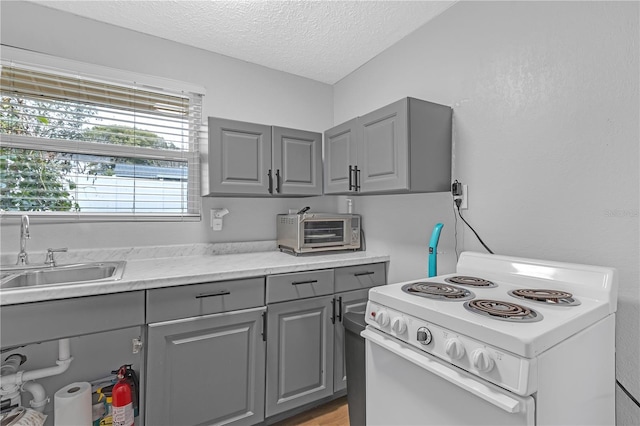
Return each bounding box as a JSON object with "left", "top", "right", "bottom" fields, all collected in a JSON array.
[
  {"left": 204, "top": 117, "right": 322, "bottom": 196},
  {"left": 332, "top": 263, "right": 387, "bottom": 393},
  {"left": 146, "top": 307, "right": 266, "bottom": 426},
  {"left": 265, "top": 263, "right": 387, "bottom": 418},
  {"left": 145, "top": 277, "right": 266, "bottom": 426},
  {"left": 265, "top": 294, "right": 335, "bottom": 418},
  {"left": 332, "top": 288, "right": 370, "bottom": 393},
  {"left": 0, "top": 292, "right": 146, "bottom": 426},
  {"left": 265, "top": 269, "right": 335, "bottom": 417}
]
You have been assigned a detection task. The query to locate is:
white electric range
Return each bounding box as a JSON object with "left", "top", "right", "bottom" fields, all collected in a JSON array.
[{"left": 362, "top": 251, "right": 618, "bottom": 426}]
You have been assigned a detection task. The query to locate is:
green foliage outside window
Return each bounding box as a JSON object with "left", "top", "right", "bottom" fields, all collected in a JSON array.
[{"left": 1, "top": 96, "right": 170, "bottom": 212}]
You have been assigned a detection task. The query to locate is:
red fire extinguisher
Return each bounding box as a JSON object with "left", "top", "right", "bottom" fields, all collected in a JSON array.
[{"left": 112, "top": 366, "right": 134, "bottom": 426}]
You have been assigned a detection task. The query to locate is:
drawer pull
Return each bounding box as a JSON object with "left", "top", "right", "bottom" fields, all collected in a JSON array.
[
  {"left": 195, "top": 290, "right": 231, "bottom": 299},
  {"left": 291, "top": 279, "right": 318, "bottom": 286},
  {"left": 354, "top": 271, "right": 375, "bottom": 277}
]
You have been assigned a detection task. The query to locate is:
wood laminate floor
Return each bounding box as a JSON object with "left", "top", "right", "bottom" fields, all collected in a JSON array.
[{"left": 274, "top": 397, "right": 350, "bottom": 426}]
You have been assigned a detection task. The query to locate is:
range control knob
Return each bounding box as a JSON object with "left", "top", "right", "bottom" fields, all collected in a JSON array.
[
  {"left": 391, "top": 317, "right": 407, "bottom": 334},
  {"left": 375, "top": 311, "right": 390, "bottom": 327},
  {"left": 472, "top": 348, "right": 495, "bottom": 372},
  {"left": 445, "top": 338, "right": 465, "bottom": 360},
  {"left": 416, "top": 327, "right": 432, "bottom": 345}
]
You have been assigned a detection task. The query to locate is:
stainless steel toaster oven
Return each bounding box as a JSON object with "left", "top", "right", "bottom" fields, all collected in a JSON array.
[{"left": 277, "top": 213, "right": 361, "bottom": 255}]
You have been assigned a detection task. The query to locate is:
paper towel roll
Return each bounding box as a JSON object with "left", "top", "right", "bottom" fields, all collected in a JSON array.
[{"left": 54, "top": 382, "right": 92, "bottom": 426}]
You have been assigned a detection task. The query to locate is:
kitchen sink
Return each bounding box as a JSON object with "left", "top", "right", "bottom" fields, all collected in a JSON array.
[{"left": 0, "top": 261, "right": 126, "bottom": 289}]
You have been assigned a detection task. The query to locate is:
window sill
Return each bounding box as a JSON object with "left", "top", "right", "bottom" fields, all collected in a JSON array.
[{"left": 0, "top": 212, "right": 201, "bottom": 224}]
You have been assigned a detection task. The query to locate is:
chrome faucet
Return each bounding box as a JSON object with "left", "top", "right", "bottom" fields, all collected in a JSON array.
[{"left": 16, "top": 215, "right": 30, "bottom": 265}]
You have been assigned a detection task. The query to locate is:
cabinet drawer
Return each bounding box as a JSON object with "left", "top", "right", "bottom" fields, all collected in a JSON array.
[
  {"left": 334, "top": 263, "right": 387, "bottom": 293},
  {"left": 146, "top": 277, "right": 265, "bottom": 323},
  {"left": 266, "top": 269, "right": 334, "bottom": 304},
  {"left": 0, "top": 291, "right": 145, "bottom": 348}
]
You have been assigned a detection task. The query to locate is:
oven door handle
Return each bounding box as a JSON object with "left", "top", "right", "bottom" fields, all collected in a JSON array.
[{"left": 362, "top": 328, "right": 522, "bottom": 414}]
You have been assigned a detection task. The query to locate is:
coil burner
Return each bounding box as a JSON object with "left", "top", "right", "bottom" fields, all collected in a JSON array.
[
  {"left": 464, "top": 299, "right": 542, "bottom": 322},
  {"left": 509, "top": 289, "right": 581, "bottom": 306},
  {"left": 402, "top": 282, "right": 475, "bottom": 302},
  {"left": 445, "top": 276, "right": 498, "bottom": 288}
]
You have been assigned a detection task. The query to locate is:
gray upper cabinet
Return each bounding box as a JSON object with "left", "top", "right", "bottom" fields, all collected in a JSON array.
[
  {"left": 323, "top": 97, "right": 452, "bottom": 195},
  {"left": 323, "top": 118, "right": 358, "bottom": 194},
  {"left": 204, "top": 118, "right": 322, "bottom": 196},
  {"left": 272, "top": 126, "right": 323, "bottom": 196},
  {"left": 206, "top": 117, "right": 272, "bottom": 195},
  {"left": 358, "top": 99, "right": 409, "bottom": 192}
]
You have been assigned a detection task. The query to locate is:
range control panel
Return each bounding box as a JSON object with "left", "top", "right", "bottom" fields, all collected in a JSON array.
[{"left": 365, "top": 301, "right": 536, "bottom": 396}]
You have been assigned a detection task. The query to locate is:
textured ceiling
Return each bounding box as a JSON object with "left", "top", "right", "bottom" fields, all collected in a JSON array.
[{"left": 28, "top": 0, "right": 456, "bottom": 84}]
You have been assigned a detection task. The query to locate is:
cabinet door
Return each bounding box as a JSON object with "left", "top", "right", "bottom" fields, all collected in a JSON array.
[
  {"left": 323, "top": 118, "right": 358, "bottom": 194},
  {"left": 272, "top": 126, "right": 322, "bottom": 196},
  {"left": 333, "top": 288, "right": 370, "bottom": 393},
  {"left": 208, "top": 117, "right": 272, "bottom": 195},
  {"left": 146, "top": 307, "right": 266, "bottom": 426},
  {"left": 266, "top": 295, "right": 334, "bottom": 417},
  {"left": 13, "top": 327, "right": 145, "bottom": 424},
  {"left": 358, "top": 99, "right": 409, "bottom": 192}
]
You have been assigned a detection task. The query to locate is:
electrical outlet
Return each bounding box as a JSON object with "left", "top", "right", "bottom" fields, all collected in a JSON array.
[{"left": 455, "top": 185, "right": 468, "bottom": 210}]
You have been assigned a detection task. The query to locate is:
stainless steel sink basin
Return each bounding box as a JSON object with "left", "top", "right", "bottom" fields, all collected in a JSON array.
[{"left": 0, "top": 261, "right": 126, "bottom": 289}]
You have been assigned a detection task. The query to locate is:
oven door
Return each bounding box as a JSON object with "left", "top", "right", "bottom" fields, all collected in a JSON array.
[
  {"left": 362, "top": 327, "right": 535, "bottom": 426},
  {"left": 301, "top": 218, "right": 348, "bottom": 248}
]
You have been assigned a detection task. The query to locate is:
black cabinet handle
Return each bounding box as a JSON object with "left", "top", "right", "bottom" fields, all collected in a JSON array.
[
  {"left": 337, "top": 296, "right": 343, "bottom": 322},
  {"left": 195, "top": 290, "right": 230, "bottom": 299},
  {"left": 348, "top": 165, "right": 354, "bottom": 191},
  {"left": 262, "top": 312, "right": 267, "bottom": 342},
  {"left": 267, "top": 169, "right": 273, "bottom": 194},
  {"left": 275, "top": 169, "right": 281, "bottom": 193},
  {"left": 354, "top": 271, "right": 375, "bottom": 277},
  {"left": 291, "top": 279, "right": 318, "bottom": 286},
  {"left": 331, "top": 298, "right": 336, "bottom": 324},
  {"left": 355, "top": 166, "right": 361, "bottom": 191}
]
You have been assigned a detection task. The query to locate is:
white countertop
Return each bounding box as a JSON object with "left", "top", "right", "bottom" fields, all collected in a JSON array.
[{"left": 0, "top": 249, "right": 389, "bottom": 306}]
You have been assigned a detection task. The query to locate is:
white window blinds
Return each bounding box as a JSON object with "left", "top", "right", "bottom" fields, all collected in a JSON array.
[{"left": 0, "top": 60, "right": 203, "bottom": 220}]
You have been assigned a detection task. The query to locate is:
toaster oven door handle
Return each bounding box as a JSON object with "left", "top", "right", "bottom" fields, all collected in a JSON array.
[{"left": 362, "top": 328, "right": 523, "bottom": 414}]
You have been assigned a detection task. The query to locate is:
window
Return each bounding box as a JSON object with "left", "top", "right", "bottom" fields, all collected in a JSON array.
[{"left": 0, "top": 51, "right": 203, "bottom": 221}]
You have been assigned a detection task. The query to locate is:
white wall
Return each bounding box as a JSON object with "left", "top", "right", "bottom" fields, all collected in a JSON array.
[
  {"left": 334, "top": 2, "right": 639, "bottom": 423},
  {"left": 0, "top": 1, "right": 336, "bottom": 252}
]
